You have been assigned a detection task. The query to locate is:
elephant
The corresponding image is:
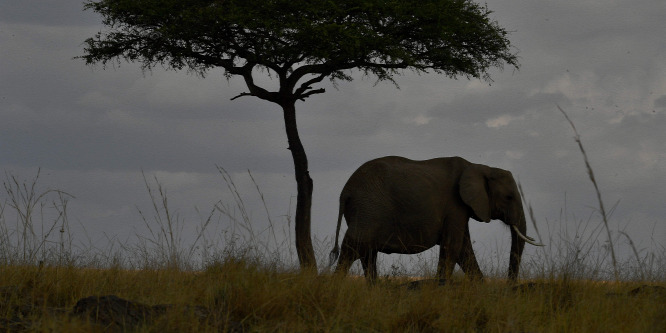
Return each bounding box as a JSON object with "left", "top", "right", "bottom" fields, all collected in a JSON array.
[{"left": 329, "top": 156, "right": 543, "bottom": 282}]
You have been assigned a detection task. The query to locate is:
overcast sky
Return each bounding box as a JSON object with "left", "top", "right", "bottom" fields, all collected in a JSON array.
[{"left": 1, "top": 1, "right": 664, "bottom": 275}]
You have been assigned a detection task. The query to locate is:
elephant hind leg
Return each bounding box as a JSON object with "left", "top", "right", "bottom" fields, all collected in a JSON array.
[
  {"left": 334, "top": 234, "right": 360, "bottom": 277},
  {"left": 361, "top": 249, "right": 379, "bottom": 283}
]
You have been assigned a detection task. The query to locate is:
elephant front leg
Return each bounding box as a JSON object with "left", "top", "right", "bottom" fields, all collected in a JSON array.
[
  {"left": 436, "top": 216, "right": 467, "bottom": 282},
  {"left": 436, "top": 245, "right": 457, "bottom": 282},
  {"left": 457, "top": 223, "right": 483, "bottom": 280}
]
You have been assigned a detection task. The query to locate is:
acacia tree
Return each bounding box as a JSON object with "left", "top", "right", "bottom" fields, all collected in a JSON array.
[{"left": 80, "top": 0, "right": 518, "bottom": 269}]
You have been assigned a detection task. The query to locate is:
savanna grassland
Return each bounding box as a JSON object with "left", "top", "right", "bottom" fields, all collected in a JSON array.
[
  {"left": 1, "top": 127, "right": 665, "bottom": 332},
  {"left": 1, "top": 176, "right": 664, "bottom": 333},
  {"left": 0, "top": 260, "right": 665, "bottom": 332}
]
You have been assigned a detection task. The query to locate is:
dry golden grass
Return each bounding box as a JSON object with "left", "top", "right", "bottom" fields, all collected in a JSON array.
[{"left": 1, "top": 260, "right": 664, "bottom": 332}]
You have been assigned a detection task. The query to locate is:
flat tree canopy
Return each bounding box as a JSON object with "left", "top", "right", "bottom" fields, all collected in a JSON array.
[{"left": 81, "top": 0, "right": 519, "bottom": 269}]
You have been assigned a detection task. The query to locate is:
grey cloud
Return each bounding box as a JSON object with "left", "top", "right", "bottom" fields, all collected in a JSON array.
[
  {"left": 427, "top": 89, "right": 566, "bottom": 124},
  {"left": 655, "top": 95, "right": 666, "bottom": 109},
  {"left": 0, "top": 104, "right": 291, "bottom": 173}
]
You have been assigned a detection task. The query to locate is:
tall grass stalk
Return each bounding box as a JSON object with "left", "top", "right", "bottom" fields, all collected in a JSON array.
[
  {"left": 214, "top": 166, "right": 294, "bottom": 266},
  {"left": 558, "top": 105, "right": 619, "bottom": 280},
  {"left": 134, "top": 172, "right": 217, "bottom": 270},
  {"left": 1, "top": 169, "right": 74, "bottom": 265}
]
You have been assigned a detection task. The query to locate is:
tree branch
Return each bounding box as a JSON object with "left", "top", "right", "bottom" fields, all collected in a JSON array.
[
  {"left": 230, "top": 92, "right": 253, "bottom": 101},
  {"left": 297, "top": 88, "right": 326, "bottom": 101},
  {"left": 293, "top": 73, "right": 328, "bottom": 99},
  {"left": 237, "top": 63, "right": 282, "bottom": 103}
]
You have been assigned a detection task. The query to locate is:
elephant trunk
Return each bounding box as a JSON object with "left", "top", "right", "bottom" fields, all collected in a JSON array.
[{"left": 507, "top": 208, "right": 527, "bottom": 280}]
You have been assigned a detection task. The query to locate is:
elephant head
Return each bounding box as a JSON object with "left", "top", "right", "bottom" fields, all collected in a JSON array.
[{"left": 459, "top": 164, "right": 542, "bottom": 279}]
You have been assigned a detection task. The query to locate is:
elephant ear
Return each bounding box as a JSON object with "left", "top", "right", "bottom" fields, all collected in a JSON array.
[{"left": 459, "top": 164, "right": 491, "bottom": 222}]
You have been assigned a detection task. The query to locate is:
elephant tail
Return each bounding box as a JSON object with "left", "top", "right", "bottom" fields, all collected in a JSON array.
[{"left": 329, "top": 194, "right": 347, "bottom": 267}]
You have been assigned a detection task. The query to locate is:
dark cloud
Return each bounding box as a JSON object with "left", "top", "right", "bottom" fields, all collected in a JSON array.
[{"left": 0, "top": 1, "right": 99, "bottom": 26}]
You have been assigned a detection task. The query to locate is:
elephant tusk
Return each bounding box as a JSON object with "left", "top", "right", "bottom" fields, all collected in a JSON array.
[
  {"left": 512, "top": 225, "right": 544, "bottom": 246},
  {"left": 513, "top": 227, "right": 536, "bottom": 241}
]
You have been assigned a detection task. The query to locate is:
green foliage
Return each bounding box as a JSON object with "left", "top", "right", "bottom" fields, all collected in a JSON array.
[{"left": 81, "top": 0, "right": 518, "bottom": 101}]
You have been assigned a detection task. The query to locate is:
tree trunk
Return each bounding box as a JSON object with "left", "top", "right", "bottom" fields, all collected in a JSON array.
[{"left": 281, "top": 102, "right": 317, "bottom": 269}]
